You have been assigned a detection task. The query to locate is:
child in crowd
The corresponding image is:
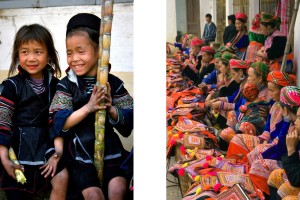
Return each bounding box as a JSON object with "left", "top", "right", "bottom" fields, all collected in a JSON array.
[
  {"left": 49, "top": 13, "right": 133, "bottom": 200},
  {"left": 0, "top": 24, "right": 68, "bottom": 200}
]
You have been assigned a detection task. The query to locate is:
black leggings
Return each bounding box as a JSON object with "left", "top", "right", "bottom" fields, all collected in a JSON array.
[{"left": 5, "top": 190, "right": 34, "bottom": 200}]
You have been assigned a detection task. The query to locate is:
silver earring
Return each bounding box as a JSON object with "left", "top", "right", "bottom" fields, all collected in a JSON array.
[{"left": 239, "top": 74, "right": 245, "bottom": 81}]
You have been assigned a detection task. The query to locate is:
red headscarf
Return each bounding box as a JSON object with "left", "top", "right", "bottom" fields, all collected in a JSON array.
[
  {"left": 229, "top": 59, "right": 250, "bottom": 69},
  {"left": 200, "top": 46, "right": 215, "bottom": 54},
  {"left": 235, "top": 12, "right": 247, "bottom": 23},
  {"left": 267, "top": 71, "right": 296, "bottom": 87},
  {"left": 242, "top": 83, "right": 259, "bottom": 102},
  {"left": 190, "top": 37, "right": 204, "bottom": 47}
]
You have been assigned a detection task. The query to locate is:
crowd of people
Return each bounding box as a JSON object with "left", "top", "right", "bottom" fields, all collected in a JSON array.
[{"left": 166, "top": 11, "right": 299, "bottom": 200}]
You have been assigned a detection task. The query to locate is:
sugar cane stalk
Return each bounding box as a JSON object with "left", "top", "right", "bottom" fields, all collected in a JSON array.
[
  {"left": 94, "top": 0, "right": 114, "bottom": 185},
  {"left": 281, "top": 0, "right": 300, "bottom": 72},
  {"left": 8, "top": 147, "right": 26, "bottom": 184}
]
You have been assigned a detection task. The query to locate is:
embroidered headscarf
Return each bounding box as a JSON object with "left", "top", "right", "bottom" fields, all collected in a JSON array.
[
  {"left": 190, "top": 37, "right": 204, "bottom": 47},
  {"left": 250, "top": 61, "right": 270, "bottom": 82},
  {"left": 235, "top": 12, "right": 247, "bottom": 23},
  {"left": 214, "top": 52, "right": 222, "bottom": 59},
  {"left": 229, "top": 59, "right": 250, "bottom": 69},
  {"left": 267, "top": 71, "right": 296, "bottom": 87},
  {"left": 242, "top": 83, "right": 259, "bottom": 102},
  {"left": 221, "top": 52, "right": 237, "bottom": 65},
  {"left": 260, "top": 12, "right": 281, "bottom": 29},
  {"left": 200, "top": 46, "right": 215, "bottom": 54},
  {"left": 280, "top": 86, "right": 300, "bottom": 113}
]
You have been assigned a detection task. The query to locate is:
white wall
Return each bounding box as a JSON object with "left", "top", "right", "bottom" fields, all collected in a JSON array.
[
  {"left": 176, "top": 0, "right": 187, "bottom": 34},
  {"left": 0, "top": 3, "right": 133, "bottom": 73},
  {"left": 199, "top": 0, "right": 214, "bottom": 37},
  {"left": 166, "top": 0, "right": 177, "bottom": 43}
]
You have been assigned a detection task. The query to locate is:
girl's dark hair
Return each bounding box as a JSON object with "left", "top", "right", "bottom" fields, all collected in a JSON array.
[
  {"left": 66, "top": 27, "right": 99, "bottom": 50},
  {"left": 236, "top": 18, "right": 246, "bottom": 24},
  {"left": 9, "top": 24, "right": 61, "bottom": 78}
]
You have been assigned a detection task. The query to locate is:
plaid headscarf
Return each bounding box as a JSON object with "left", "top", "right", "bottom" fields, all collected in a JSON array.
[
  {"left": 250, "top": 61, "right": 270, "bottom": 82},
  {"left": 267, "top": 71, "right": 296, "bottom": 87},
  {"left": 242, "top": 83, "right": 259, "bottom": 102},
  {"left": 280, "top": 86, "right": 300, "bottom": 113}
]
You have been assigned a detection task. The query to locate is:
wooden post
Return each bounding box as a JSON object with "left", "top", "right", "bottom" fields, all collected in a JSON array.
[
  {"left": 94, "top": 0, "right": 114, "bottom": 185},
  {"left": 281, "top": 0, "right": 299, "bottom": 72}
]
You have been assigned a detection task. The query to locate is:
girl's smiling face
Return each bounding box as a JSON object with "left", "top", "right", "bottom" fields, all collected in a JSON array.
[
  {"left": 19, "top": 40, "right": 48, "bottom": 79},
  {"left": 66, "top": 32, "right": 99, "bottom": 77}
]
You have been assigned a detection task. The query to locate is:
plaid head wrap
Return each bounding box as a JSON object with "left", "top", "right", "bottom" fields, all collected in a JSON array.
[
  {"left": 230, "top": 59, "right": 250, "bottom": 69},
  {"left": 267, "top": 71, "right": 296, "bottom": 87},
  {"left": 250, "top": 61, "right": 270, "bottom": 82},
  {"left": 280, "top": 86, "right": 300, "bottom": 113},
  {"left": 242, "top": 83, "right": 259, "bottom": 102}
]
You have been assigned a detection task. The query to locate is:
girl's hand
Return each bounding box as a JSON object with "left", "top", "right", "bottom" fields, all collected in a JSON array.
[
  {"left": 1, "top": 158, "right": 24, "bottom": 180},
  {"left": 286, "top": 130, "right": 300, "bottom": 156},
  {"left": 99, "top": 82, "right": 113, "bottom": 112},
  {"left": 40, "top": 152, "right": 62, "bottom": 178},
  {"left": 85, "top": 85, "right": 106, "bottom": 113}
]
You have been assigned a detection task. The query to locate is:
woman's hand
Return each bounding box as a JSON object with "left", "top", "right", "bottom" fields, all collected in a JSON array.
[
  {"left": 40, "top": 152, "right": 62, "bottom": 178},
  {"left": 286, "top": 130, "right": 300, "bottom": 156},
  {"left": 211, "top": 101, "right": 221, "bottom": 111},
  {"left": 1, "top": 158, "right": 24, "bottom": 180},
  {"left": 259, "top": 107, "right": 269, "bottom": 118}
]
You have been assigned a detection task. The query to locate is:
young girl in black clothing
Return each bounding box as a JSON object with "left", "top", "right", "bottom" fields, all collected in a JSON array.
[
  {"left": 49, "top": 13, "right": 133, "bottom": 200},
  {"left": 0, "top": 24, "right": 68, "bottom": 200}
]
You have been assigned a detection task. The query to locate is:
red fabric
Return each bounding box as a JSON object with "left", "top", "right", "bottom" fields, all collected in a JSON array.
[
  {"left": 201, "top": 46, "right": 215, "bottom": 54},
  {"left": 226, "top": 142, "right": 250, "bottom": 164},
  {"left": 229, "top": 59, "right": 250, "bottom": 69},
  {"left": 235, "top": 12, "right": 247, "bottom": 22},
  {"left": 191, "top": 37, "right": 204, "bottom": 47}
]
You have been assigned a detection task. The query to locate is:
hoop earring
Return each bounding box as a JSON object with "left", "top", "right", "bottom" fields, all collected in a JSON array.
[{"left": 239, "top": 74, "right": 245, "bottom": 81}]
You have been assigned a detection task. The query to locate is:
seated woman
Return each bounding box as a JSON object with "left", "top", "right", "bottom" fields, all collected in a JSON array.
[
  {"left": 227, "top": 71, "right": 297, "bottom": 163},
  {"left": 199, "top": 51, "right": 222, "bottom": 92},
  {"left": 197, "top": 46, "right": 215, "bottom": 85},
  {"left": 249, "top": 86, "right": 300, "bottom": 198},
  {"left": 182, "top": 37, "right": 204, "bottom": 85},
  {"left": 228, "top": 12, "right": 249, "bottom": 60},
  {"left": 210, "top": 59, "right": 249, "bottom": 149},
  {"left": 216, "top": 52, "right": 240, "bottom": 97},
  {"left": 219, "top": 83, "right": 269, "bottom": 146},
  {"left": 216, "top": 61, "right": 271, "bottom": 145},
  {"left": 268, "top": 106, "right": 300, "bottom": 200},
  {"left": 245, "top": 13, "right": 267, "bottom": 62},
  {"left": 256, "top": 12, "right": 293, "bottom": 72}
]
